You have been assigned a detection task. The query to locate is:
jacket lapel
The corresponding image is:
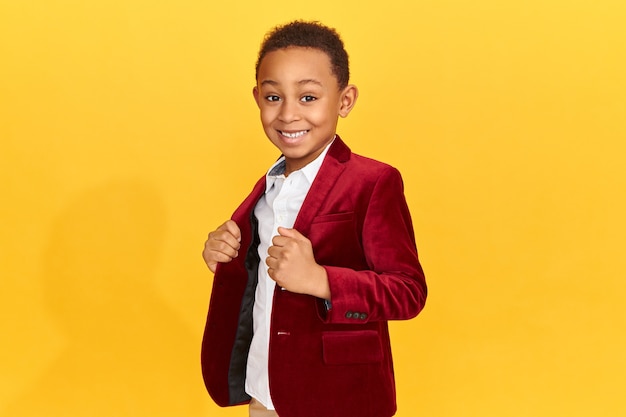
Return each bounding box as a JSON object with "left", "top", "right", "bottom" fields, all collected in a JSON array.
[
  {"left": 231, "top": 176, "right": 266, "bottom": 252},
  {"left": 293, "top": 136, "right": 351, "bottom": 236}
]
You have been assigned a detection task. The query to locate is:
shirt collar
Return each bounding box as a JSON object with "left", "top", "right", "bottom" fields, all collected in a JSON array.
[{"left": 264, "top": 136, "right": 335, "bottom": 193}]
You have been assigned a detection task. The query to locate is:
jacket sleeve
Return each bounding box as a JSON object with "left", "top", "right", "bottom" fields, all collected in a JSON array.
[{"left": 319, "top": 166, "right": 427, "bottom": 324}]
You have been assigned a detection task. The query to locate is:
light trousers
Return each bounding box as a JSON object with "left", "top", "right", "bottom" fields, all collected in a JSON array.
[{"left": 249, "top": 398, "right": 279, "bottom": 417}]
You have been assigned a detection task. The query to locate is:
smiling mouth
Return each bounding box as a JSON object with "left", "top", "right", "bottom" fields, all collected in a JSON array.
[{"left": 279, "top": 130, "right": 309, "bottom": 139}]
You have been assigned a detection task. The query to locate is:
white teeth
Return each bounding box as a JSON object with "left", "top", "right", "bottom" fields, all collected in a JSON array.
[{"left": 281, "top": 130, "right": 307, "bottom": 138}]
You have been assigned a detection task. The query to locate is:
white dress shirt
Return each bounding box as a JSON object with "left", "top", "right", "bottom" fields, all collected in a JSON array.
[{"left": 245, "top": 140, "right": 333, "bottom": 410}]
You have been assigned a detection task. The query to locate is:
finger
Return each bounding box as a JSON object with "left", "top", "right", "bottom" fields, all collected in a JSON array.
[
  {"left": 277, "top": 227, "right": 308, "bottom": 243},
  {"left": 277, "top": 227, "right": 297, "bottom": 238},
  {"left": 206, "top": 249, "right": 238, "bottom": 264},
  {"left": 203, "top": 248, "right": 235, "bottom": 273},
  {"left": 268, "top": 247, "right": 291, "bottom": 268},
  {"left": 204, "top": 234, "right": 239, "bottom": 258},
  {"left": 267, "top": 267, "right": 276, "bottom": 281},
  {"left": 219, "top": 220, "right": 242, "bottom": 242},
  {"left": 208, "top": 229, "right": 241, "bottom": 252},
  {"left": 205, "top": 238, "right": 239, "bottom": 259},
  {"left": 267, "top": 245, "right": 279, "bottom": 258},
  {"left": 266, "top": 266, "right": 283, "bottom": 286},
  {"left": 271, "top": 235, "right": 289, "bottom": 248}
]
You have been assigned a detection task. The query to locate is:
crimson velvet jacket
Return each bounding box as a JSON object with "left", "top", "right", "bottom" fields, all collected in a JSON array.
[{"left": 201, "top": 137, "right": 427, "bottom": 417}]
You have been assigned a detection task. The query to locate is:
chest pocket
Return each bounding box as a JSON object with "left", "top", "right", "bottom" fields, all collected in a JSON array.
[{"left": 307, "top": 212, "right": 367, "bottom": 269}]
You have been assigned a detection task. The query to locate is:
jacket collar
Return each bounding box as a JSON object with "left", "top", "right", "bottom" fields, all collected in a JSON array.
[{"left": 234, "top": 135, "right": 352, "bottom": 238}]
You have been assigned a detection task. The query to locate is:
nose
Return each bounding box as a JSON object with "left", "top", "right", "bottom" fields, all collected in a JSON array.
[{"left": 278, "top": 99, "right": 300, "bottom": 123}]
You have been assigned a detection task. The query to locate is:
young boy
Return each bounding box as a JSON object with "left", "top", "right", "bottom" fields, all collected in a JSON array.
[{"left": 201, "top": 21, "right": 427, "bottom": 417}]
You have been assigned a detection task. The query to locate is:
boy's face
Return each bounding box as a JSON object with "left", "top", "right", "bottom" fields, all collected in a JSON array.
[{"left": 253, "top": 47, "right": 357, "bottom": 174}]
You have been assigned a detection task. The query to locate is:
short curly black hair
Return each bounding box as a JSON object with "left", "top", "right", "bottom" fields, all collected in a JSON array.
[{"left": 255, "top": 21, "right": 350, "bottom": 90}]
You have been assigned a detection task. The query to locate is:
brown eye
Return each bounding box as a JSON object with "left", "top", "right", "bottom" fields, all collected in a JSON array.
[{"left": 300, "top": 95, "right": 317, "bottom": 102}]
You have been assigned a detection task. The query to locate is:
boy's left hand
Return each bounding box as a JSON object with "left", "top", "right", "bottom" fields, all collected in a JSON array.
[{"left": 266, "top": 227, "right": 330, "bottom": 299}]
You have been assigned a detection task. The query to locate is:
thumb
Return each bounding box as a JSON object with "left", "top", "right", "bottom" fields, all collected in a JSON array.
[{"left": 277, "top": 226, "right": 300, "bottom": 238}]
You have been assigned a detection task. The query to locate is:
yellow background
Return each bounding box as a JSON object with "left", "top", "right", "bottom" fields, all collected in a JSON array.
[{"left": 1, "top": 0, "right": 625, "bottom": 416}]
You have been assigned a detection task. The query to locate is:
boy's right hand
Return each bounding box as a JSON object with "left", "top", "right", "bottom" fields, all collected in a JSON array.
[{"left": 202, "top": 220, "right": 241, "bottom": 273}]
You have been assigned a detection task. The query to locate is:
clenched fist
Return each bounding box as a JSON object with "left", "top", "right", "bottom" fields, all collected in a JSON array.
[
  {"left": 266, "top": 227, "right": 330, "bottom": 299},
  {"left": 202, "top": 220, "right": 241, "bottom": 273}
]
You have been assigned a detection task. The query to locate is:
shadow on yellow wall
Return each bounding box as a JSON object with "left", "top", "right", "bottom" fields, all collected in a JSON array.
[{"left": 4, "top": 182, "right": 201, "bottom": 416}]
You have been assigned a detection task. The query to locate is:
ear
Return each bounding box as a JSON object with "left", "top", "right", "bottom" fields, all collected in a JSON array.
[
  {"left": 252, "top": 86, "right": 261, "bottom": 108},
  {"left": 338, "top": 84, "right": 359, "bottom": 118}
]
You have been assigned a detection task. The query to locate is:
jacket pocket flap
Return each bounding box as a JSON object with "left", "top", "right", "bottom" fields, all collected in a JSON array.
[
  {"left": 312, "top": 212, "right": 355, "bottom": 224},
  {"left": 322, "top": 330, "right": 383, "bottom": 365}
]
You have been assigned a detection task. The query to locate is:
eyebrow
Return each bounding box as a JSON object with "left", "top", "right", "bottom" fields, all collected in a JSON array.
[{"left": 260, "top": 79, "right": 323, "bottom": 87}]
